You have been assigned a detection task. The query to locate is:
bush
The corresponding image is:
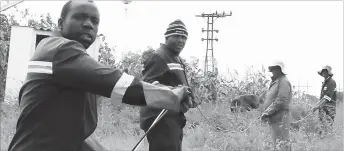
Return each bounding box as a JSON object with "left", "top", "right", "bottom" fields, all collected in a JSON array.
[
  {"left": 0, "top": 40, "right": 9, "bottom": 102},
  {"left": 1, "top": 51, "right": 343, "bottom": 151}
]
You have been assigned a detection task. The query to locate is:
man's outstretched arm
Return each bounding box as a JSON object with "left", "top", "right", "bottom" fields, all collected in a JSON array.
[{"left": 32, "top": 40, "right": 187, "bottom": 112}]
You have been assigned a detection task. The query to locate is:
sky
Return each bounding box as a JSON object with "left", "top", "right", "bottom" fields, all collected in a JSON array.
[{"left": 2, "top": 1, "right": 343, "bottom": 97}]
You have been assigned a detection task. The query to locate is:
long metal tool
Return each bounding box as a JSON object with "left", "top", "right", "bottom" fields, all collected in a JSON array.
[
  {"left": 131, "top": 88, "right": 193, "bottom": 151},
  {"left": 131, "top": 58, "right": 198, "bottom": 151},
  {"left": 131, "top": 109, "right": 168, "bottom": 151}
]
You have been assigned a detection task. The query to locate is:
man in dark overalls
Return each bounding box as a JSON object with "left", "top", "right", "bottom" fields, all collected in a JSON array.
[
  {"left": 312, "top": 65, "right": 337, "bottom": 135},
  {"left": 139, "top": 19, "right": 198, "bottom": 151},
  {"left": 7, "top": 1, "right": 193, "bottom": 150}
]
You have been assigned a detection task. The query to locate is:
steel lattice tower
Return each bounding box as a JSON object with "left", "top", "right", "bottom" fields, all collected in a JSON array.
[{"left": 196, "top": 11, "right": 232, "bottom": 74}]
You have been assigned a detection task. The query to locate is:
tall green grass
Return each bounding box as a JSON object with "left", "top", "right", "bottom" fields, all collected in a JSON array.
[
  {"left": 1, "top": 63, "right": 343, "bottom": 151},
  {"left": 1, "top": 91, "right": 343, "bottom": 151}
]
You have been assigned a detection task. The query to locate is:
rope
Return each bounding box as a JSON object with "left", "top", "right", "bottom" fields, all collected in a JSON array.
[
  {"left": 196, "top": 106, "right": 224, "bottom": 131},
  {"left": 131, "top": 97, "right": 316, "bottom": 151},
  {"left": 240, "top": 117, "right": 260, "bottom": 132},
  {"left": 196, "top": 106, "right": 316, "bottom": 133},
  {"left": 193, "top": 90, "right": 266, "bottom": 132},
  {"left": 195, "top": 106, "right": 261, "bottom": 133},
  {"left": 290, "top": 111, "right": 314, "bottom": 124}
]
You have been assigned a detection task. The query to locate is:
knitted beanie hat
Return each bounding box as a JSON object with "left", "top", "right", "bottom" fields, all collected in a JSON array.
[{"left": 164, "top": 19, "right": 188, "bottom": 38}]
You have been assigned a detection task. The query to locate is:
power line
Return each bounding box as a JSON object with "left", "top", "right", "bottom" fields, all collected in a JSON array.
[{"left": 0, "top": 0, "right": 25, "bottom": 12}]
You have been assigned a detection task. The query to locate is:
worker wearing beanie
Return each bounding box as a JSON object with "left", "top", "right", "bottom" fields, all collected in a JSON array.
[
  {"left": 139, "top": 19, "right": 198, "bottom": 151},
  {"left": 261, "top": 60, "right": 292, "bottom": 151}
]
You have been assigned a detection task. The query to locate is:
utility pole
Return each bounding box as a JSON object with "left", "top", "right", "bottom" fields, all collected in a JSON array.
[
  {"left": 196, "top": 11, "right": 232, "bottom": 75},
  {"left": 339, "top": 84, "right": 342, "bottom": 92},
  {"left": 122, "top": 0, "right": 132, "bottom": 17},
  {"left": 296, "top": 80, "right": 312, "bottom": 98},
  {"left": 121, "top": 0, "right": 132, "bottom": 61}
]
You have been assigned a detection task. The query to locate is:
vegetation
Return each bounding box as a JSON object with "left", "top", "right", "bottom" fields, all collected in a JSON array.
[{"left": 1, "top": 8, "right": 343, "bottom": 151}]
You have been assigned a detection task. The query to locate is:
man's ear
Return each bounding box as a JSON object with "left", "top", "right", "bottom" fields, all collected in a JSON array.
[{"left": 58, "top": 18, "right": 64, "bottom": 29}]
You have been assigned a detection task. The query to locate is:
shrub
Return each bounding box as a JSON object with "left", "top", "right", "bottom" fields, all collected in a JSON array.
[{"left": 1, "top": 51, "right": 342, "bottom": 151}]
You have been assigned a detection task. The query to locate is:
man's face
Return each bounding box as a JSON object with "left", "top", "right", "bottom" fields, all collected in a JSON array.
[
  {"left": 59, "top": 1, "right": 100, "bottom": 49},
  {"left": 166, "top": 35, "right": 187, "bottom": 54},
  {"left": 268, "top": 66, "right": 280, "bottom": 78},
  {"left": 320, "top": 70, "right": 328, "bottom": 78}
]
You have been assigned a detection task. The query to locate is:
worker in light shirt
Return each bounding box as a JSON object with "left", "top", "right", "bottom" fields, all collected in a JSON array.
[{"left": 261, "top": 60, "right": 292, "bottom": 151}]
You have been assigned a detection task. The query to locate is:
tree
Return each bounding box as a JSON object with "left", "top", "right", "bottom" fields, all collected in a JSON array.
[
  {"left": 0, "top": 39, "right": 9, "bottom": 102},
  {"left": 141, "top": 46, "right": 155, "bottom": 65},
  {"left": 0, "top": 13, "right": 13, "bottom": 102},
  {"left": 117, "top": 51, "right": 143, "bottom": 78},
  {"left": 98, "top": 35, "right": 117, "bottom": 68},
  {"left": 27, "top": 13, "right": 57, "bottom": 30}
]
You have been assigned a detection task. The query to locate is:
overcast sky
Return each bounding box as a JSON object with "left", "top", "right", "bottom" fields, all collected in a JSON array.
[{"left": 3, "top": 1, "right": 343, "bottom": 96}]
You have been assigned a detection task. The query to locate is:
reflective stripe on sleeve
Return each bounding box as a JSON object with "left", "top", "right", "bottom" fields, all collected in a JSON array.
[
  {"left": 28, "top": 61, "right": 53, "bottom": 74},
  {"left": 110, "top": 73, "right": 135, "bottom": 103}
]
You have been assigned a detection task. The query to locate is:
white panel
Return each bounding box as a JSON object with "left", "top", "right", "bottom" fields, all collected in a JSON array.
[
  {"left": 5, "top": 26, "right": 34, "bottom": 104},
  {"left": 86, "top": 36, "right": 101, "bottom": 61}
]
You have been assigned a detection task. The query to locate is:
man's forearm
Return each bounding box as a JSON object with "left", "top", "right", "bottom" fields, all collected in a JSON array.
[
  {"left": 263, "top": 100, "right": 283, "bottom": 116},
  {"left": 313, "top": 98, "right": 328, "bottom": 110}
]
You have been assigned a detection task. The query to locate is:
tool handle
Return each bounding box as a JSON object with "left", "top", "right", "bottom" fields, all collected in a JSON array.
[{"left": 131, "top": 109, "right": 168, "bottom": 151}]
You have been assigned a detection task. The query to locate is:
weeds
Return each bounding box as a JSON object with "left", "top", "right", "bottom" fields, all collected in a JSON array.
[{"left": 1, "top": 62, "right": 343, "bottom": 151}]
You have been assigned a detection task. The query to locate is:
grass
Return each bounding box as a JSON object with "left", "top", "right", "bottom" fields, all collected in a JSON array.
[{"left": 1, "top": 93, "right": 343, "bottom": 151}]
